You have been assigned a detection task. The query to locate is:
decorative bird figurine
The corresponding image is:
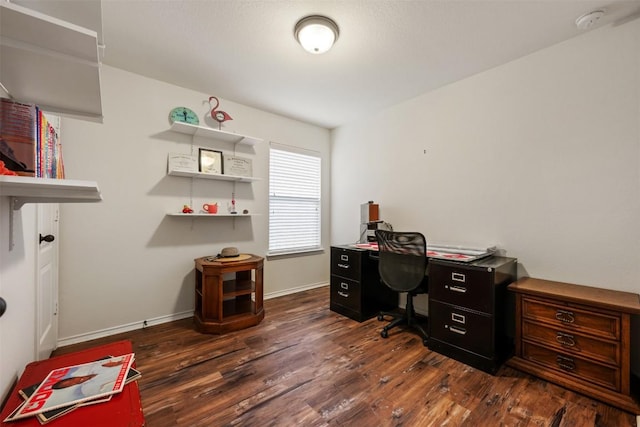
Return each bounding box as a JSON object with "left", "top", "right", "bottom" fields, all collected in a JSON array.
[{"left": 208, "top": 96, "right": 233, "bottom": 129}]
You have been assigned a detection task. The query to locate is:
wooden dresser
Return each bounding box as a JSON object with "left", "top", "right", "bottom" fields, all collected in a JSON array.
[{"left": 508, "top": 277, "right": 640, "bottom": 414}]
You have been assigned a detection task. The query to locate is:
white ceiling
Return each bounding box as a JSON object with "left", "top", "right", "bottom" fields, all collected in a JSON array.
[{"left": 14, "top": 0, "right": 640, "bottom": 129}]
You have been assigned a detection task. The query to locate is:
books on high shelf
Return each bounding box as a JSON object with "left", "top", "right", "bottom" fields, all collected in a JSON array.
[
  {"left": 0, "top": 97, "right": 65, "bottom": 178},
  {"left": 4, "top": 354, "right": 136, "bottom": 423}
]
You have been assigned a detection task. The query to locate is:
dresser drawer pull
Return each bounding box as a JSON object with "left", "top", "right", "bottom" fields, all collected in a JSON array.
[
  {"left": 555, "top": 310, "right": 575, "bottom": 324},
  {"left": 448, "top": 285, "right": 467, "bottom": 293},
  {"left": 556, "top": 355, "right": 576, "bottom": 371},
  {"left": 556, "top": 332, "right": 576, "bottom": 347},
  {"left": 451, "top": 313, "right": 466, "bottom": 324},
  {"left": 340, "top": 282, "right": 349, "bottom": 290},
  {"left": 340, "top": 255, "right": 349, "bottom": 261},
  {"left": 338, "top": 291, "right": 349, "bottom": 298},
  {"left": 338, "top": 263, "right": 349, "bottom": 269},
  {"left": 451, "top": 272, "right": 466, "bottom": 283},
  {"left": 448, "top": 325, "right": 467, "bottom": 335}
]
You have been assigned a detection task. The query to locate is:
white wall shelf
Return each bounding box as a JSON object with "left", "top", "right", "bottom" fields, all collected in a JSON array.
[
  {"left": 0, "top": 175, "right": 102, "bottom": 249},
  {"left": 167, "top": 169, "right": 260, "bottom": 183},
  {"left": 0, "top": 176, "right": 102, "bottom": 210},
  {"left": 166, "top": 213, "right": 255, "bottom": 217},
  {"left": 0, "top": 1, "right": 103, "bottom": 119},
  {"left": 169, "top": 122, "right": 263, "bottom": 146}
]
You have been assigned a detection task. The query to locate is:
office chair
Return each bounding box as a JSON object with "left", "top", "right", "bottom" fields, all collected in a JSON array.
[{"left": 376, "top": 230, "right": 429, "bottom": 346}]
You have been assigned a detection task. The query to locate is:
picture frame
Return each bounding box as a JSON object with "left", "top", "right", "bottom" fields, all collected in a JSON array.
[
  {"left": 223, "top": 154, "right": 252, "bottom": 177},
  {"left": 198, "top": 148, "right": 223, "bottom": 175}
]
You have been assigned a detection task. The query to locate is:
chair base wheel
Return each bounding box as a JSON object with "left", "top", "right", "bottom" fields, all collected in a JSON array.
[
  {"left": 381, "top": 330, "right": 388, "bottom": 338},
  {"left": 377, "top": 314, "right": 384, "bottom": 321}
]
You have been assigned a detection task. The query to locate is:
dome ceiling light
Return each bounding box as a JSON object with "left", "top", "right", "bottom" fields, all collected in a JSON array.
[{"left": 294, "top": 15, "right": 339, "bottom": 54}]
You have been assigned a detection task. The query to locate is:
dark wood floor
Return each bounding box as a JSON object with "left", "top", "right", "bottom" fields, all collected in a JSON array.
[{"left": 53, "top": 286, "right": 637, "bottom": 426}]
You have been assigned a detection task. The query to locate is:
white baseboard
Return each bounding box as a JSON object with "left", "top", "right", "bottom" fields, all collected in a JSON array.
[
  {"left": 57, "top": 310, "right": 194, "bottom": 347},
  {"left": 264, "top": 281, "right": 328, "bottom": 300},
  {"left": 57, "top": 283, "right": 329, "bottom": 348}
]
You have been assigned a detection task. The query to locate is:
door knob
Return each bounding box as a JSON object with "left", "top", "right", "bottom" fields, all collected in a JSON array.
[
  {"left": 39, "top": 234, "right": 55, "bottom": 244},
  {"left": 0, "top": 297, "right": 6, "bottom": 318}
]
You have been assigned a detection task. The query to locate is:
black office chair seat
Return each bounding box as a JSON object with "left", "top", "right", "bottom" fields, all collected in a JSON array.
[{"left": 376, "top": 230, "right": 429, "bottom": 346}]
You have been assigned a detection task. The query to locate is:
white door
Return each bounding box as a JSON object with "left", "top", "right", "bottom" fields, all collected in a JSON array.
[{"left": 36, "top": 203, "right": 59, "bottom": 360}]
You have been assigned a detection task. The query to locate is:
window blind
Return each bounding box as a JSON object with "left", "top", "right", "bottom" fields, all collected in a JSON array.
[{"left": 269, "top": 145, "right": 321, "bottom": 255}]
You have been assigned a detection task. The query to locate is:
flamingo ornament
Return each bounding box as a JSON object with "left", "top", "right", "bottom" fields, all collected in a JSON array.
[{"left": 208, "top": 96, "right": 233, "bottom": 129}]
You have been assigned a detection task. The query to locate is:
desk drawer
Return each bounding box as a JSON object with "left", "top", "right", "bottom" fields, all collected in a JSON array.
[
  {"left": 429, "top": 301, "right": 493, "bottom": 357},
  {"left": 429, "top": 263, "right": 492, "bottom": 313},
  {"left": 522, "top": 297, "right": 620, "bottom": 340},
  {"left": 522, "top": 320, "right": 619, "bottom": 366},
  {"left": 330, "top": 276, "right": 361, "bottom": 311},
  {"left": 522, "top": 341, "right": 620, "bottom": 391},
  {"left": 331, "top": 248, "right": 362, "bottom": 281}
]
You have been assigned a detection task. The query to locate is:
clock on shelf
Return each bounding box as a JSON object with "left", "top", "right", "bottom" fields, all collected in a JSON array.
[{"left": 169, "top": 107, "right": 199, "bottom": 125}]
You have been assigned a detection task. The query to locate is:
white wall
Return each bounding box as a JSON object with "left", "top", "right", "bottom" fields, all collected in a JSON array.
[
  {"left": 56, "top": 65, "right": 331, "bottom": 343},
  {"left": 0, "top": 199, "right": 37, "bottom": 404},
  {"left": 332, "top": 19, "right": 640, "bottom": 372}
]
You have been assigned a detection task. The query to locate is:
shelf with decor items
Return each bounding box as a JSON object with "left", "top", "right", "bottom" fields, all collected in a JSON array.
[
  {"left": 169, "top": 122, "right": 263, "bottom": 146},
  {"left": 167, "top": 167, "right": 260, "bottom": 183},
  {"left": 166, "top": 213, "right": 255, "bottom": 218}
]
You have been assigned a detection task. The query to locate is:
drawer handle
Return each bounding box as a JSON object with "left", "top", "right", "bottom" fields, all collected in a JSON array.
[
  {"left": 340, "top": 282, "right": 349, "bottom": 290},
  {"left": 451, "top": 272, "right": 466, "bottom": 283},
  {"left": 556, "top": 332, "right": 576, "bottom": 347},
  {"left": 340, "top": 255, "right": 349, "bottom": 261},
  {"left": 338, "top": 291, "right": 349, "bottom": 298},
  {"left": 555, "top": 310, "right": 575, "bottom": 324},
  {"left": 448, "top": 285, "right": 467, "bottom": 293},
  {"left": 556, "top": 355, "right": 576, "bottom": 371},
  {"left": 338, "top": 263, "right": 349, "bottom": 269},
  {"left": 451, "top": 313, "right": 466, "bottom": 324},
  {"left": 448, "top": 325, "right": 467, "bottom": 335}
]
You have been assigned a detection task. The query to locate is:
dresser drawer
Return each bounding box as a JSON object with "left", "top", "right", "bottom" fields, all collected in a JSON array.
[
  {"left": 330, "top": 276, "right": 362, "bottom": 311},
  {"left": 522, "top": 320, "right": 619, "bottom": 366},
  {"left": 522, "top": 297, "right": 620, "bottom": 340},
  {"left": 429, "top": 301, "right": 494, "bottom": 357},
  {"left": 331, "top": 248, "right": 362, "bottom": 281},
  {"left": 429, "top": 263, "right": 493, "bottom": 313},
  {"left": 522, "top": 341, "right": 620, "bottom": 391}
]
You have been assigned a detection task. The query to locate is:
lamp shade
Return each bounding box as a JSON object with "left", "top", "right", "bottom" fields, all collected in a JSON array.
[{"left": 294, "top": 15, "right": 339, "bottom": 54}]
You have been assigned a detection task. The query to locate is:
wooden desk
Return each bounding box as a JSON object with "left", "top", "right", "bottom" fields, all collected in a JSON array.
[
  {"left": 194, "top": 254, "right": 264, "bottom": 334},
  {"left": 0, "top": 340, "right": 144, "bottom": 426}
]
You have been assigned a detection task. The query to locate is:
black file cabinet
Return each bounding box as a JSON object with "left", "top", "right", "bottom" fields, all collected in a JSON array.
[
  {"left": 428, "top": 256, "right": 517, "bottom": 374},
  {"left": 330, "top": 245, "right": 397, "bottom": 322}
]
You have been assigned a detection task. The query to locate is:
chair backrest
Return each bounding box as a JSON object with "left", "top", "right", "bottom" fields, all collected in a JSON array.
[{"left": 376, "top": 230, "right": 427, "bottom": 293}]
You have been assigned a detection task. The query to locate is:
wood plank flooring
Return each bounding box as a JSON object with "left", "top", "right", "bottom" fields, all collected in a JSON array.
[{"left": 53, "top": 286, "right": 637, "bottom": 426}]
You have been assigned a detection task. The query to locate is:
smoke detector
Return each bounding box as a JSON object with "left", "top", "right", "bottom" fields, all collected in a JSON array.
[{"left": 575, "top": 10, "right": 605, "bottom": 30}]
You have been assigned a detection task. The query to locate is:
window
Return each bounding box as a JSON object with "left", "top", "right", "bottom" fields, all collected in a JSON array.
[{"left": 269, "top": 143, "right": 321, "bottom": 255}]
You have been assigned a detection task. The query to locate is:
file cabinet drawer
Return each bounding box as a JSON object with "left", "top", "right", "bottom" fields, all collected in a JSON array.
[
  {"left": 522, "top": 320, "right": 619, "bottom": 366},
  {"left": 331, "top": 248, "right": 362, "bottom": 281},
  {"left": 429, "top": 262, "right": 493, "bottom": 313},
  {"left": 430, "top": 301, "right": 494, "bottom": 357},
  {"left": 521, "top": 341, "right": 620, "bottom": 391},
  {"left": 522, "top": 297, "right": 620, "bottom": 340},
  {"left": 330, "top": 276, "right": 362, "bottom": 311}
]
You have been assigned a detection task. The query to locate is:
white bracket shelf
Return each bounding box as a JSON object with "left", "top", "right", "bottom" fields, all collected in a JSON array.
[
  {"left": 166, "top": 213, "right": 255, "bottom": 217},
  {"left": 0, "top": 176, "right": 102, "bottom": 249},
  {"left": 169, "top": 122, "right": 263, "bottom": 146},
  {"left": 167, "top": 169, "right": 260, "bottom": 182}
]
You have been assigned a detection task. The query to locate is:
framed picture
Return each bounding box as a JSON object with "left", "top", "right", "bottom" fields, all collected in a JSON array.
[
  {"left": 199, "top": 148, "right": 223, "bottom": 175},
  {"left": 223, "top": 154, "right": 252, "bottom": 177}
]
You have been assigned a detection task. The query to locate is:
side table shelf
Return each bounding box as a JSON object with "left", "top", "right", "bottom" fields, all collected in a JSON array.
[{"left": 194, "top": 255, "right": 264, "bottom": 334}]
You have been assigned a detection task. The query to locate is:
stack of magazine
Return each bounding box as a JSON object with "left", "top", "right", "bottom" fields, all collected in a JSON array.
[{"left": 4, "top": 353, "right": 140, "bottom": 424}]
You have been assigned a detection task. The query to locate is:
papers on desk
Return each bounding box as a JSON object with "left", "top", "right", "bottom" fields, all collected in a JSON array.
[{"left": 351, "top": 243, "right": 495, "bottom": 263}]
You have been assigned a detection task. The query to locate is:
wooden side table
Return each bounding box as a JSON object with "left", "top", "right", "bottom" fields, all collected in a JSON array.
[
  {"left": 0, "top": 340, "right": 144, "bottom": 426},
  {"left": 194, "top": 254, "right": 264, "bottom": 334},
  {"left": 508, "top": 277, "right": 640, "bottom": 414}
]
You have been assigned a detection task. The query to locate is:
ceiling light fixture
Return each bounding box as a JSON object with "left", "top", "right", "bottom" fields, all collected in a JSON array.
[
  {"left": 294, "top": 15, "right": 339, "bottom": 54},
  {"left": 575, "top": 10, "right": 605, "bottom": 30}
]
